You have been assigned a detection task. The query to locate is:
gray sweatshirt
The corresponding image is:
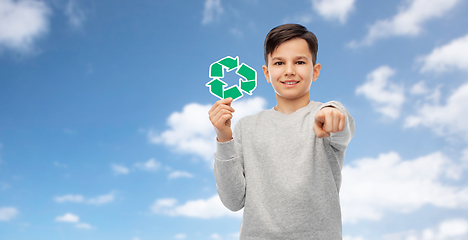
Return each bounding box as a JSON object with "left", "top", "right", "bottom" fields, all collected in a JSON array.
[{"left": 214, "top": 101, "right": 355, "bottom": 240}]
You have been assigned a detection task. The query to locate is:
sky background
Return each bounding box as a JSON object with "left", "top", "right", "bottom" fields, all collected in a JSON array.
[{"left": 1, "top": 0, "right": 468, "bottom": 239}]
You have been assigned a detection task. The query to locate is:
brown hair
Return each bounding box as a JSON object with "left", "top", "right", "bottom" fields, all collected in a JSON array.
[{"left": 264, "top": 23, "right": 318, "bottom": 65}]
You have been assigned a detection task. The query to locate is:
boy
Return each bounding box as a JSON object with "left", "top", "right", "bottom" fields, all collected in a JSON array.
[{"left": 208, "top": 24, "right": 355, "bottom": 239}]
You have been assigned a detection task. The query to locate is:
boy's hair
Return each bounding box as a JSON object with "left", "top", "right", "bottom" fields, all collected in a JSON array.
[{"left": 264, "top": 23, "right": 319, "bottom": 65}]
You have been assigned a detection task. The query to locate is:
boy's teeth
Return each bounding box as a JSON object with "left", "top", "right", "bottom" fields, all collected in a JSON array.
[{"left": 284, "top": 81, "right": 297, "bottom": 85}]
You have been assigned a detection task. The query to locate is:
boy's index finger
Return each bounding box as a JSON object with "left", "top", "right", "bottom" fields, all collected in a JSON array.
[
  {"left": 219, "top": 98, "right": 233, "bottom": 108},
  {"left": 224, "top": 97, "right": 233, "bottom": 105},
  {"left": 315, "top": 111, "right": 325, "bottom": 124},
  {"left": 218, "top": 99, "right": 235, "bottom": 113},
  {"left": 209, "top": 98, "right": 234, "bottom": 113}
]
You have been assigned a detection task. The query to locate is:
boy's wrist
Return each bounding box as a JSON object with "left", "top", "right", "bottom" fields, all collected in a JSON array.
[
  {"left": 215, "top": 129, "right": 233, "bottom": 143},
  {"left": 217, "top": 136, "right": 233, "bottom": 143}
]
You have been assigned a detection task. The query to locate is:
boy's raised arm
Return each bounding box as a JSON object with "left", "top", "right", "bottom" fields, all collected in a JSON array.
[{"left": 209, "top": 98, "right": 246, "bottom": 212}]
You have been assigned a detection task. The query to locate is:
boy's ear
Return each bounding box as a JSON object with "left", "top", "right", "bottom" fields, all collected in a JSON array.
[
  {"left": 312, "top": 63, "right": 321, "bottom": 82},
  {"left": 262, "top": 65, "right": 270, "bottom": 83}
]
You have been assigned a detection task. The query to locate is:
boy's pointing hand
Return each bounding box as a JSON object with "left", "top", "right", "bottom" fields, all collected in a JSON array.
[{"left": 313, "top": 107, "right": 346, "bottom": 138}]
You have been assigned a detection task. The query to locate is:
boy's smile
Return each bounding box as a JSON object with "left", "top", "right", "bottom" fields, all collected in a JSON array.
[
  {"left": 262, "top": 38, "right": 321, "bottom": 110},
  {"left": 281, "top": 80, "right": 299, "bottom": 87}
]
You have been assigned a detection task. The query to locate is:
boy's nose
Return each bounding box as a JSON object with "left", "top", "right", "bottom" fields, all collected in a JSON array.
[{"left": 284, "top": 64, "right": 296, "bottom": 76}]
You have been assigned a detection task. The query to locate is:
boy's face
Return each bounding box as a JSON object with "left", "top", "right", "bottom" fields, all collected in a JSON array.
[{"left": 262, "top": 38, "right": 321, "bottom": 102}]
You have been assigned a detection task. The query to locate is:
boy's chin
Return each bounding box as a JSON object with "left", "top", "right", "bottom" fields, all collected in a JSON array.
[{"left": 275, "top": 91, "right": 310, "bottom": 101}]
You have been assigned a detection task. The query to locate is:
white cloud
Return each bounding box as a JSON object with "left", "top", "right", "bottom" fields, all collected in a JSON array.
[
  {"left": 343, "top": 236, "right": 365, "bottom": 240},
  {"left": 405, "top": 82, "right": 468, "bottom": 140},
  {"left": 152, "top": 198, "right": 177, "bottom": 210},
  {"left": 229, "top": 97, "right": 268, "bottom": 127},
  {"left": 113, "top": 160, "right": 162, "bottom": 175},
  {"left": 201, "top": 0, "right": 223, "bottom": 25},
  {"left": 168, "top": 171, "right": 193, "bottom": 179},
  {"left": 148, "top": 97, "right": 267, "bottom": 162},
  {"left": 55, "top": 213, "right": 93, "bottom": 229},
  {"left": 229, "top": 28, "right": 243, "bottom": 39},
  {"left": 54, "top": 192, "right": 115, "bottom": 205},
  {"left": 63, "top": 128, "right": 77, "bottom": 135},
  {"left": 55, "top": 213, "right": 79, "bottom": 223},
  {"left": 419, "top": 34, "right": 468, "bottom": 73},
  {"left": 463, "top": 149, "right": 468, "bottom": 161},
  {"left": 54, "top": 194, "right": 84, "bottom": 203},
  {"left": 349, "top": 0, "right": 461, "bottom": 47},
  {"left": 410, "top": 81, "right": 442, "bottom": 105},
  {"left": 209, "top": 232, "right": 239, "bottom": 240},
  {"left": 0, "top": 0, "right": 51, "bottom": 53},
  {"left": 312, "top": 0, "right": 355, "bottom": 23},
  {"left": 64, "top": 0, "right": 86, "bottom": 29},
  {"left": 53, "top": 161, "right": 68, "bottom": 168},
  {"left": 410, "top": 81, "right": 429, "bottom": 95},
  {"left": 341, "top": 151, "right": 468, "bottom": 223},
  {"left": 174, "top": 233, "right": 187, "bottom": 239},
  {"left": 229, "top": 233, "right": 240, "bottom": 239},
  {"left": 134, "top": 158, "right": 161, "bottom": 172},
  {"left": 75, "top": 222, "right": 93, "bottom": 229},
  {"left": 0, "top": 207, "right": 18, "bottom": 221},
  {"left": 151, "top": 195, "right": 242, "bottom": 219},
  {"left": 0, "top": 182, "right": 10, "bottom": 190},
  {"left": 355, "top": 66, "right": 405, "bottom": 119},
  {"left": 383, "top": 218, "right": 468, "bottom": 240},
  {"left": 282, "top": 14, "right": 313, "bottom": 25},
  {"left": 86, "top": 192, "right": 115, "bottom": 205},
  {"left": 112, "top": 164, "right": 129, "bottom": 175},
  {"left": 210, "top": 233, "right": 221, "bottom": 239}
]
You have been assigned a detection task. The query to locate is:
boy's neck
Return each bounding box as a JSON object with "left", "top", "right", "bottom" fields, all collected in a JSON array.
[{"left": 274, "top": 95, "right": 311, "bottom": 114}]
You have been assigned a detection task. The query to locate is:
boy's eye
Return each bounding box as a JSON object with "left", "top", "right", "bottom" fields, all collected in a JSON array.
[
  {"left": 296, "top": 61, "right": 305, "bottom": 65},
  {"left": 274, "top": 62, "right": 283, "bottom": 65}
]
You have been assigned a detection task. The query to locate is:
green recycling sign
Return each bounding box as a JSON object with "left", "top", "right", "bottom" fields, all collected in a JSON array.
[{"left": 206, "top": 56, "right": 257, "bottom": 101}]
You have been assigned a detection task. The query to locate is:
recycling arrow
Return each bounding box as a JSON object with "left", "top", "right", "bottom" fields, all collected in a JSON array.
[
  {"left": 206, "top": 79, "right": 227, "bottom": 98},
  {"left": 236, "top": 63, "right": 257, "bottom": 95},
  {"left": 223, "top": 85, "right": 243, "bottom": 100},
  {"left": 218, "top": 56, "right": 238, "bottom": 71},
  {"left": 209, "top": 56, "right": 239, "bottom": 78},
  {"left": 206, "top": 56, "right": 257, "bottom": 101},
  {"left": 237, "top": 63, "right": 256, "bottom": 81},
  {"left": 209, "top": 63, "right": 223, "bottom": 78}
]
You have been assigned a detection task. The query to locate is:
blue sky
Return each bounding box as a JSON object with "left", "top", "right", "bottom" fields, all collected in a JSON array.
[{"left": 1, "top": 0, "right": 468, "bottom": 239}]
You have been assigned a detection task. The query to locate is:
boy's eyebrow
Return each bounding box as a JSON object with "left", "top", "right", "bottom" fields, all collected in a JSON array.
[
  {"left": 271, "top": 56, "right": 283, "bottom": 61},
  {"left": 271, "top": 56, "right": 309, "bottom": 61},
  {"left": 296, "top": 56, "right": 308, "bottom": 59}
]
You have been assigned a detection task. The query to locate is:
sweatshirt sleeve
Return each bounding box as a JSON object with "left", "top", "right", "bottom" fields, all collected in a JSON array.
[
  {"left": 321, "top": 101, "right": 356, "bottom": 150},
  {"left": 213, "top": 121, "right": 246, "bottom": 212}
]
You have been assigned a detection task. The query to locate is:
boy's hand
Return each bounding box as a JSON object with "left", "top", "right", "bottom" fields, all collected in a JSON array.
[
  {"left": 313, "top": 107, "right": 346, "bottom": 138},
  {"left": 208, "top": 98, "right": 235, "bottom": 142}
]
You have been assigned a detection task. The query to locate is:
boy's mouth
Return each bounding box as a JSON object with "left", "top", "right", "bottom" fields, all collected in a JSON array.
[{"left": 280, "top": 81, "right": 299, "bottom": 87}]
